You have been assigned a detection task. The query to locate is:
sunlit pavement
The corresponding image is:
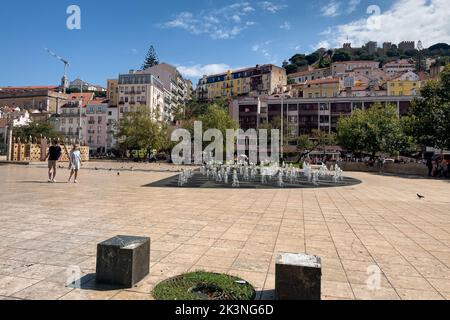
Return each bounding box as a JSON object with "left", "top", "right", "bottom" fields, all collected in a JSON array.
[{"left": 0, "top": 163, "right": 449, "bottom": 300}]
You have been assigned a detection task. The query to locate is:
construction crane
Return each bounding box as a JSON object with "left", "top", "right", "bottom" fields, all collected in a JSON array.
[{"left": 45, "top": 48, "right": 70, "bottom": 94}]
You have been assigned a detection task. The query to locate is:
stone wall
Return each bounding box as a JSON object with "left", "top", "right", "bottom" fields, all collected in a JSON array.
[
  {"left": 337, "top": 162, "right": 428, "bottom": 177},
  {"left": 10, "top": 137, "right": 89, "bottom": 162}
]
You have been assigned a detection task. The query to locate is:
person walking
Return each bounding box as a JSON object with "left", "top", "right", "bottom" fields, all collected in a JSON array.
[
  {"left": 426, "top": 157, "right": 433, "bottom": 177},
  {"left": 45, "top": 140, "right": 62, "bottom": 183},
  {"left": 68, "top": 144, "right": 82, "bottom": 183}
]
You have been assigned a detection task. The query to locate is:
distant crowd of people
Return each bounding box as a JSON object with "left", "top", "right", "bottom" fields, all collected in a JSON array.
[
  {"left": 307, "top": 155, "right": 450, "bottom": 179},
  {"left": 426, "top": 158, "right": 450, "bottom": 178}
]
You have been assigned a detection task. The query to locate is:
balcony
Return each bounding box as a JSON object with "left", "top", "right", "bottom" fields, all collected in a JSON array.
[{"left": 61, "top": 113, "right": 82, "bottom": 118}]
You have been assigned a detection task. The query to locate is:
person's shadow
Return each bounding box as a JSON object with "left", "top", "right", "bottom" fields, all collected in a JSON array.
[{"left": 18, "top": 181, "right": 67, "bottom": 184}]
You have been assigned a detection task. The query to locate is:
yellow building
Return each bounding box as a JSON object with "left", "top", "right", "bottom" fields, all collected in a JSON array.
[
  {"left": 197, "top": 64, "right": 286, "bottom": 100},
  {"left": 303, "top": 78, "right": 341, "bottom": 98},
  {"left": 106, "top": 79, "right": 119, "bottom": 106},
  {"left": 387, "top": 80, "right": 421, "bottom": 96}
]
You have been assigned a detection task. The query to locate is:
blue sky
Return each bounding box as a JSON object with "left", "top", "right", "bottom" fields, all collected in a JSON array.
[{"left": 0, "top": 0, "right": 448, "bottom": 87}]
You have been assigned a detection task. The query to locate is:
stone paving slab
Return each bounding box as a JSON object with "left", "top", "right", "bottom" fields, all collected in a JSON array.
[{"left": 0, "top": 164, "right": 449, "bottom": 300}]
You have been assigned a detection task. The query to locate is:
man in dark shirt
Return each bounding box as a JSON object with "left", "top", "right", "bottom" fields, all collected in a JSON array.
[{"left": 45, "top": 140, "right": 62, "bottom": 183}]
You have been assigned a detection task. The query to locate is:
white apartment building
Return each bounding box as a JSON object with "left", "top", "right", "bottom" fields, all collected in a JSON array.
[
  {"left": 118, "top": 71, "right": 166, "bottom": 121},
  {"left": 383, "top": 59, "right": 415, "bottom": 74},
  {"left": 106, "top": 106, "right": 118, "bottom": 151},
  {"left": 142, "top": 63, "right": 192, "bottom": 120},
  {"left": 331, "top": 61, "right": 380, "bottom": 79},
  {"left": 288, "top": 67, "right": 332, "bottom": 84},
  {"left": 58, "top": 92, "right": 94, "bottom": 142},
  {"left": 85, "top": 100, "right": 110, "bottom": 152},
  {"left": 111, "top": 64, "right": 192, "bottom": 123}
]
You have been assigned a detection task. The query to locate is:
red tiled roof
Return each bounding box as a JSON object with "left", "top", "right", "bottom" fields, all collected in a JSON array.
[
  {"left": 87, "top": 99, "right": 108, "bottom": 105},
  {"left": 0, "top": 86, "right": 59, "bottom": 91},
  {"left": 288, "top": 68, "right": 329, "bottom": 78},
  {"left": 384, "top": 59, "right": 414, "bottom": 67},
  {"left": 62, "top": 92, "right": 95, "bottom": 108},
  {"left": 333, "top": 60, "right": 379, "bottom": 65},
  {"left": 418, "top": 71, "right": 430, "bottom": 81},
  {"left": 305, "top": 78, "right": 339, "bottom": 85}
]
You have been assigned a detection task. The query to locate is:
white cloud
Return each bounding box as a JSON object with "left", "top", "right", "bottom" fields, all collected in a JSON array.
[
  {"left": 280, "top": 21, "right": 291, "bottom": 30},
  {"left": 251, "top": 41, "right": 278, "bottom": 64},
  {"left": 321, "top": 1, "right": 341, "bottom": 17},
  {"left": 177, "top": 64, "right": 231, "bottom": 78},
  {"left": 131, "top": 49, "right": 138, "bottom": 54},
  {"left": 312, "top": 40, "right": 331, "bottom": 50},
  {"left": 347, "top": 0, "right": 361, "bottom": 14},
  {"left": 160, "top": 2, "right": 256, "bottom": 40},
  {"left": 318, "top": 0, "right": 450, "bottom": 48},
  {"left": 259, "top": 1, "right": 288, "bottom": 13}
]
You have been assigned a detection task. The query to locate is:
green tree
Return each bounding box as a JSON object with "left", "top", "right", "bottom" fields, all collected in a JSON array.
[
  {"left": 114, "top": 106, "right": 168, "bottom": 157},
  {"left": 296, "top": 129, "right": 336, "bottom": 161},
  {"left": 141, "top": 45, "right": 159, "bottom": 70},
  {"left": 182, "top": 103, "right": 238, "bottom": 137},
  {"left": 408, "top": 64, "right": 450, "bottom": 150},
  {"left": 175, "top": 98, "right": 229, "bottom": 122},
  {"left": 337, "top": 103, "right": 412, "bottom": 158},
  {"left": 13, "top": 119, "right": 61, "bottom": 141},
  {"left": 332, "top": 49, "right": 351, "bottom": 62},
  {"left": 289, "top": 54, "right": 306, "bottom": 65},
  {"left": 284, "top": 64, "right": 298, "bottom": 75},
  {"left": 305, "top": 52, "right": 320, "bottom": 65},
  {"left": 387, "top": 47, "right": 400, "bottom": 57}
]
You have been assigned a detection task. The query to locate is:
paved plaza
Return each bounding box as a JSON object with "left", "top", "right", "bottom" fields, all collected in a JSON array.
[{"left": 0, "top": 163, "right": 450, "bottom": 300}]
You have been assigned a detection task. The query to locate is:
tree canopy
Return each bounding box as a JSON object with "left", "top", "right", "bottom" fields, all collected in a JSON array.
[
  {"left": 337, "top": 103, "right": 413, "bottom": 157},
  {"left": 407, "top": 64, "right": 450, "bottom": 150},
  {"left": 332, "top": 49, "right": 351, "bottom": 62},
  {"left": 296, "top": 129, "right": 336, "bottom": 161},
  {"left": 182, "top": 102, "right": 238, "bottom": 137},
  {"left": 141, "top": 45, "right": 159, "bottom": 70},
  {"left": 13, "top": 119, "right": 61, "bottom": 141},
  {"left": 114, "top": 106, "right": 168, "bottom": 154}
]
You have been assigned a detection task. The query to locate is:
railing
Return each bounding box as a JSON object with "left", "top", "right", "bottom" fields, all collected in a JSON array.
[{"left": 61, "top": 113, "right": 83, "bottom": 118}]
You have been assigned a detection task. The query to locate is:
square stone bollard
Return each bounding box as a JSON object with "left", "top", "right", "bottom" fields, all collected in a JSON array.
[
  {"left": 275, "top": 253, "right": 322, "bottom": 300},
  {"left": 96, "top": 235, "right": 150, "bottom": 288}
]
